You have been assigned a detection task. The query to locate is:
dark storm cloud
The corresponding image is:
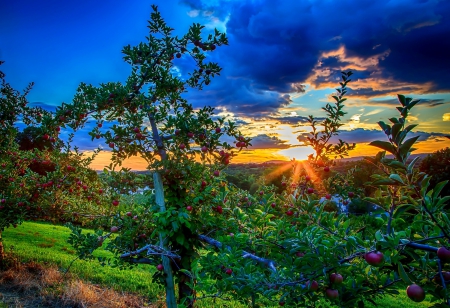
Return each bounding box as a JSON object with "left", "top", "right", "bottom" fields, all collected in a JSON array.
[
  {"left": 180, "top": 0, "right": 450, "bottom": 116},
  {"left": 298, "top": 128, "right": 449, "bottom": 145},
  {"left": 267, "top": 115, "right": 320, "bottom": 125},
  {"left": 364, "top": 98, "right": 450, "bottom": 108},
  {"left": 249, "top": 134, "right": 290, "bottom": 149}
]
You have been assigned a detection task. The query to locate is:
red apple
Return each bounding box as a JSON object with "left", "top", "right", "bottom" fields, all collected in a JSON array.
[
  {"left": 126, "top": 212, "right": 132, "bottom": 217},
  {"left": 201, "top": 146, "right": 208, "bottom": 152},
  {"left": 186, "top": 205, "right": 193, "bottom": 211},
  {"left": 109, "top": 142, "right": 115, "bottom": 148},
  {"left": 364, "top": 251, "right": 384, "bottom": 266},
  {"left": 330, "top": 273, "right": 343, "bottom": 284},
  {"left": 179, "top": 143, "right": 186, "bottom": 150},
  {"left": 307, "top": 187, "right": 314, "bottom": 194},
  {"left": 324, "top": 166, "right": 330, "bottom": 172},
  {"left": 215, "top": 127, "right": 221, "bottom": 133},
  {"left": 286, "top": 210, "right": 294, "bottom": 216},
  {"left": 306, "top": 280, "right": 319, "bottom": 292},
  {"left": 279, "top": 301, "right": 285, "bottom": 306},
  {"left": 112, "top": 200, "right": 120, "bottom": 206},
  {"left": 157, "top": 264, "right": 164, "bottom": 271},
  {"left": 97, "top": 237, "right": 104, "bottom": 246},
  {"left": 187, "top": 132, "right": 194, "bottom": 138},
  {"left": 271, "top": 203, "right": 276, "bottom": 208},
  {"left": 225, "top": 268, "right": 232, "bottom": 275},
  {"left": 348, "top": 191, "right": 354, "bottom": 198},
  {"left": 326, "top": 289, "right": 339, "bottom": 300},
  {"left": 325, "top": 194, "right": 332, "bottom": 200},
  {"left": 437, "top": 247, "right": 450, "bottom": 263},
  {"left": 296, "top": 252, "right": 304, "bottom": 258},
  {"left": 216, "top": 205, "right": 223, "bottom": 214},
  {"left": 305, "top": 175, "right": 311, "bottom": 181},
  {"left": 43, "top": 134, "right": 49, "bottom": 140},
  {"left": 110, "top": 226, "right": 119, "bottom": 233},
  {"left": 213, "top": 170, "right": 220, "bottom": 177},
  {"left": 407, "top": 284, "right": 425, "bottom": 302},
  {"left": 433, "top": 272, "right": 450, "bottom": 285}
]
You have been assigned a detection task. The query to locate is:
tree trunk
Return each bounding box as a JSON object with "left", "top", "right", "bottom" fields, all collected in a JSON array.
[
  {"left": 153, "top": 172, "right": 177, "bottom": 308},
  {"left": 0, "top": 230, "right": 4, "bottom": 268}
]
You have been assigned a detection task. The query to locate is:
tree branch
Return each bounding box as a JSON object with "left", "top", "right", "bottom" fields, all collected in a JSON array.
[
  {"left": 198, "top": 234, "right": 277, "bottom": 273},
  {"left": 120, "top": 243, "right": 181, "bottom": 259}
]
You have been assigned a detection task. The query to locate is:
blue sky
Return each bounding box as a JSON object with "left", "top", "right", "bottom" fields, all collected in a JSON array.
[{"left": 2, "top": 0, "right": 450, "bottom": 165}]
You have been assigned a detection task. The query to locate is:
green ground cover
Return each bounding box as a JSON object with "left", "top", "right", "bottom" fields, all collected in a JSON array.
[{"left": 3, "top": 222, "right": 433, "bottom": 307}]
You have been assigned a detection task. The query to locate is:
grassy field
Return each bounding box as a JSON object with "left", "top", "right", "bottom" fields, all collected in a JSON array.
[{"left": 2, "top": 221, "right": 433, "bottom": 307}]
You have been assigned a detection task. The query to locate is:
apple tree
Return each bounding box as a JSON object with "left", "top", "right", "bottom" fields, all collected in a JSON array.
[
  {"left": 51, "top": 5, "right": 247, "bottom": 307},
  {"left": 0, "top": 61, "right": 111, "bottom": 265}
]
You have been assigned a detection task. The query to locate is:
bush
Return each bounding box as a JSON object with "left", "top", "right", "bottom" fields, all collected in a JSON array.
[{"left": 419, "top": 147, "right": 450, "bottom": 197}]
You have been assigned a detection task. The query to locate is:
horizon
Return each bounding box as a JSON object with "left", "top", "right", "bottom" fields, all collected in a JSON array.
[{"left": 2, "top": 0, "right": 450, "bottom": 170}]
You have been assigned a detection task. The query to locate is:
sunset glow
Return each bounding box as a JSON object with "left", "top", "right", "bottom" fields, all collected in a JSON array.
[{"left": 2, "top": 1, "right": 449, "bottom": 170}]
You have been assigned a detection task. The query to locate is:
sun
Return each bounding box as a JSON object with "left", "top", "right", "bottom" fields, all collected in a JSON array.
[{"left": 277, "top": 146, "right": 315, "bottom": 161}]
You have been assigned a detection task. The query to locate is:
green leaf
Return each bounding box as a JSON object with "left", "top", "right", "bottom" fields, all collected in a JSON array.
[
  {"left": 375, "top": 230, "right": 383, "bottom": 241},
  {"left": 372, "top": 178, "right": 400, "bottom": 186},
  {"left": 391, "top": 123, "right": 403, "bottom": 144},
  {"left": 407, "top": 156, "right": 420, "bottom": 174},
  {"left": 369, "top": 141, "right": 396, "bottom": 155},
  {"left": 389, "top": 174, "right": 404, "bottom": 184},
  {"left": 432, "top": 180, "right": 448, "bottom": 199},
  {"left": 398, "top": 136, "right": 420, "bottom": 159},
  {"left": 397, "top": 94, "right": 406, "bottom": 106},
  {"left": 397, "top": 262, "right": 413, "bottom": 284}
]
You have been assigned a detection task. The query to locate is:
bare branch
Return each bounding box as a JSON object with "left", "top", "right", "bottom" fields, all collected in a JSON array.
[
  {"left": 198, "top": 234, "right": 277, "bottom": 273},
  {"left": 120, "top": 243, "right": 181, "bottom": 259}
]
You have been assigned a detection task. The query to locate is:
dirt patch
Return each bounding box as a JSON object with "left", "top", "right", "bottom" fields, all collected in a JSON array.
[{"left": 0, "top": 256, "right": 158, "bottom": 308}]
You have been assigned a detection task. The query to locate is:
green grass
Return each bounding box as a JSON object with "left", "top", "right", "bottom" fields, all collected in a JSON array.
[
  {"left": 3, "top": 222, "right": 433, "bottom": 307},
  {"left": 3, "top": 221, "right": 165, "bottom": 304}
]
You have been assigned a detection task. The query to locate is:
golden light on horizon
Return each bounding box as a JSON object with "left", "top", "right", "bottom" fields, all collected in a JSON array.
[
  {"left": 277, "top": 146, "right": 315, "bottom": 161},
  {"left": 84, "top": 139, "right": 450, "bottom": 171}
]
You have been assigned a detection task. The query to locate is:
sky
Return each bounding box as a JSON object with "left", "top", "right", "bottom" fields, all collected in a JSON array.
[{"left": 1, "top": 0, "right": 450, "bottom": 170}]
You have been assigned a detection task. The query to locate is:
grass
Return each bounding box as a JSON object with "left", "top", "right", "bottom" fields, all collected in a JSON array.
[{"left": 2, "top": 221, "right": 434, "bottom": 307}]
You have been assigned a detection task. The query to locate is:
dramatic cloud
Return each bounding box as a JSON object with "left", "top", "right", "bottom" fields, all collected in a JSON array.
[
  {"left": 297, "top": 128, "right": 449, "bottom": 145},
  {"left": 249, "top": 134, "right": 290, "bottom": 149},
  {"left": 180, "top": 0, "right": 450, "bottom": 114},
  {"left": 350, "top": 98, "right": 450, "bottom": 108}
]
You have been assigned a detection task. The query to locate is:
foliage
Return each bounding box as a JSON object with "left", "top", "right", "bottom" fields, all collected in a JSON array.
[
  {"left": 0, "top": 61, "right": 111, "bottom": 266},
  {"left": 420, "top": 148, "right": 450, "bottom": 199},
  {"left": 2, "top": 5, "right": 450, "bottom": 308},
  {"left": 297, "top": 71, "right": 356, "bottom": 168}
]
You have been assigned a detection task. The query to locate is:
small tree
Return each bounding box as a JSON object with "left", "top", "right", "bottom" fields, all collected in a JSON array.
[{"left": 53, "top": 5, "right": 245, "bottom": 307}]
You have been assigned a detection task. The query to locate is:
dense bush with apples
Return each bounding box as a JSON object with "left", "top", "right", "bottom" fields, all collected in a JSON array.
[
  {"left": 1, "top": 5, "right": 449, "bottom": 308},
  {"left": 0, "top": 61, "right": 112, "bottom": 265}
]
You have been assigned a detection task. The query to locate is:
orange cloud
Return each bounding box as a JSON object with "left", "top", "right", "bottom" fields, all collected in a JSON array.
[{"left": 86, "top": 138, "right": 450, "bottom": 171}]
